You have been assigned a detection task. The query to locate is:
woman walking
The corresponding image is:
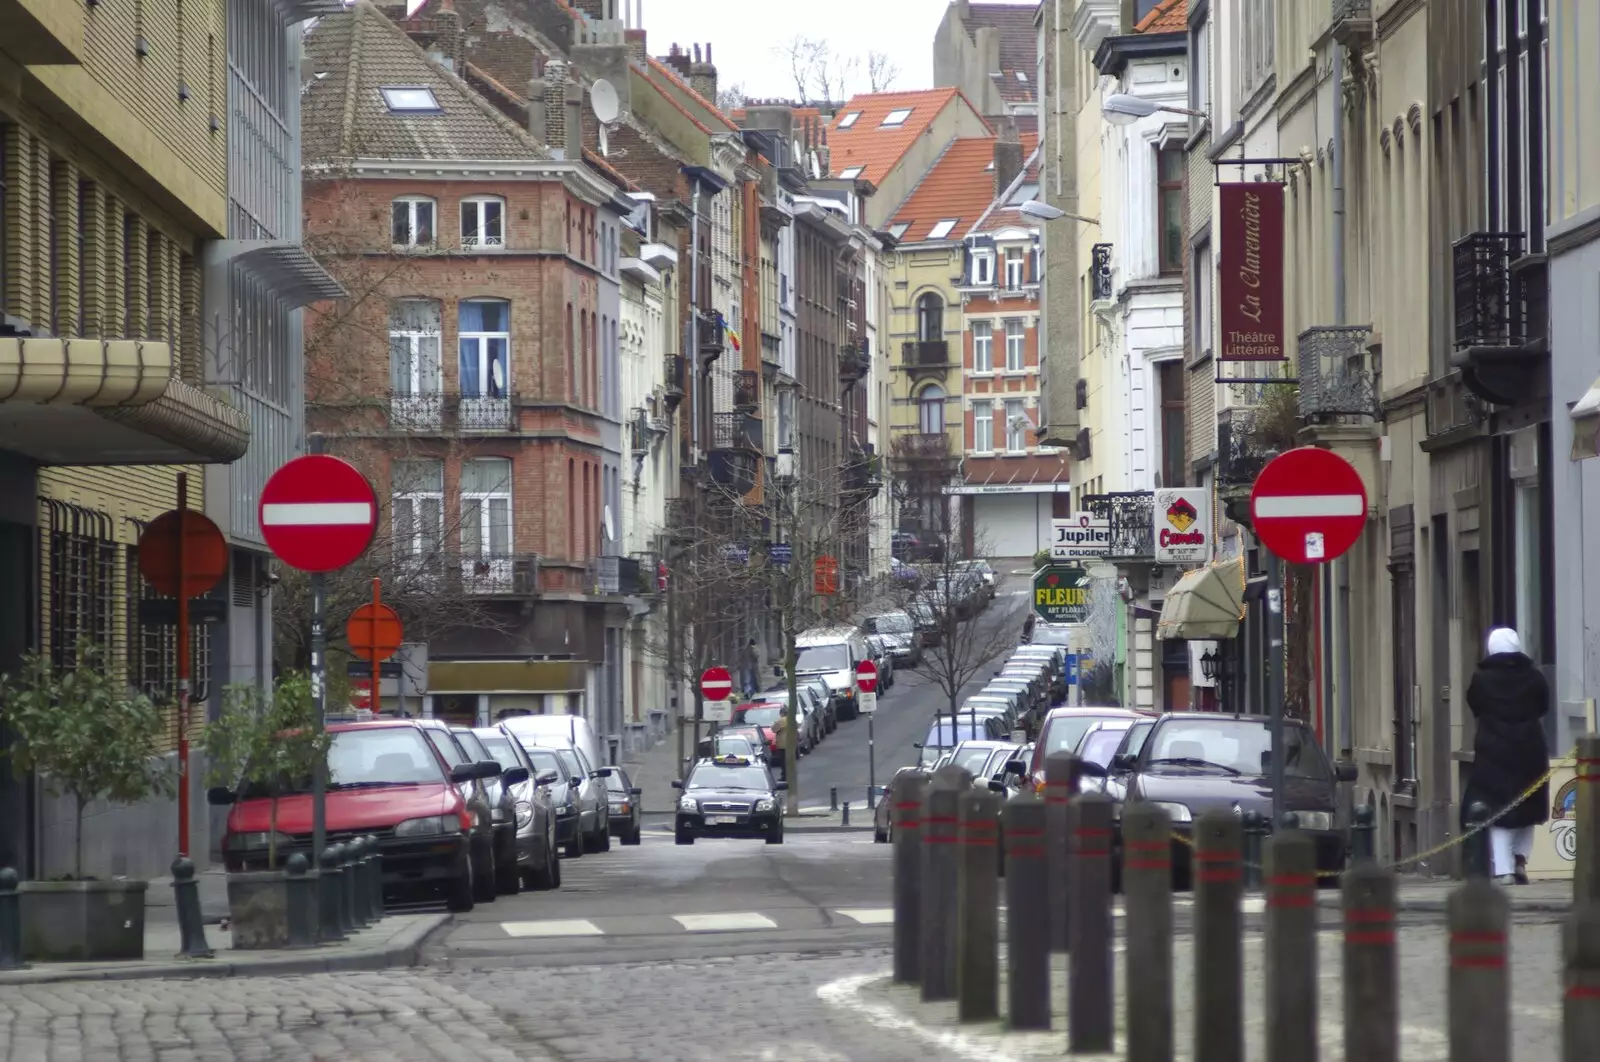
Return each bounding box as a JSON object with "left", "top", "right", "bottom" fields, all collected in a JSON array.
[{"left": 1464, "top": 627, "right": 1550, "bottom": 884}]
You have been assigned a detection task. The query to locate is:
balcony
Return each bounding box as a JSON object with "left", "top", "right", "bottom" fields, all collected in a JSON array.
[
  {"left": 712, "top": 411, "right": 763, "bottom": 452},
  {"left": 1422, "top": 369, "right": 1488, "bottom": 449},
  {"left": 387, "top": 391, "right": 519, "bottom": 433},
  {"left": 1090, "top": 243, "right": 1114, "bottom": 303},
  {"left": 1216, "top": 407, "right": 1272, "bottom": 492},
  {"left": 395, "top": 551, "right": 541, "bottom": 596},
  {"left": 843, "top": 446, "right": 882, "bottom": 501},
  {"left": 1331, "top": 0, "right": 1374, "bottom": 46},
  {"left": 901, "top": 339, "right": 952, "bottom": 376},
  {"left": 588, "top": 554, "right": 643, "bottom": 597},
  {"left": 840, "top": 339, "right": 870, "bottom": 383},
  {"left": 710, "top": 412, "right": 762, "bottom": 497},
  {"left": 1451, "top": 231, "right": 1549, "bottom": 406},
  {"left": 1085, "top": 491, "right": 1154, "bottom": 561},
  {"left": 696, "top": 312, "right": 725, "bottom": 361},
  {"left": 1297, "top": 326, "right": 1377, "bottom": 422},
  {"left": 734, "top": 369, "right": 760, "bottom": 412},
  {"left": 664, "top": 355, "right": 686, "bottom": 412},
  {"left": 760, "top": 330, "right": 782, "bottom": 368},
  {"left": 891, "top": 432, "right": 954, "bottom": 463}
]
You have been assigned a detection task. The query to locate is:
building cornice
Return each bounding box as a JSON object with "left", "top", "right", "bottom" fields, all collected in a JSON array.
[
  {"left": 1071, "top": 0, "right": 1121, "bottom": 51},
  {"left": 1093, "top": 32, "right": 1187, "bottom": 78},
  {"left": 311, "top": 158, "right": 620, "bottom": 204}
]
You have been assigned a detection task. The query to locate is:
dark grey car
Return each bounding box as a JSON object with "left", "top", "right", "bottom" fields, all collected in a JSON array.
[
  {"left": 419, "top": 721, "right": 500, "bottom": 903},
  {"left": 475, "top": 727, "right": 561, "bottom": 890},
  {"left": 602, "top": 766, "right": 643, "bottom": 845},
  {"left": 519, "top": 744, "right": 586, "bottom": 860}
]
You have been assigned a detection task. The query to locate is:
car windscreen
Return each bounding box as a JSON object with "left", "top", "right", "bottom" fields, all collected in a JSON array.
[
  {"left": 478, "top": 734, "right": 522, "bottom": 770},
  {"left": 713, "top": 737, "right": 757, "bottom": 759},
  {"left": 554, "top": 748, "right": 586, "bottom": 781},
  {"left": 1031, "top": 625, "right": 1073, "bottom": 645},
  {"left": 795, "top": 644, "right": 850, "bottom": 672},
  {"left": 951, "top": 745, "right": 998, "bottom": 775},
  {"left": 524, "top": 749, "right": 564, "bottom": 779},
  {"left": 870, "top": 612, "right": 914, "bottom": 634},
  {"left": 687, "top": 766, "right": 770, "bottom": 791},
  {"left": 1076, "top": 727, "right": 1130, "bottom": 768},
  {"left": 425, "top": 729, "right": 468, "bottom": 767},
  {"left": 243, "top": 727, "right": 447, "bottom": 796},
  {"left": 1121, "top": 721, "right": 1154, "bottom": 759},
  {"left": 453, "top": 730, "right": 492, "bottom": 763},
  {"left": 925, "top": 721, "right": 986, "bottom": 747},
  {"left": 1143, "top": 720, "right": 1330, "bottom": 780},
  {"left": 1042, "top": 714, "right": 1129, "bottom": 759},
  {"left": 737, "top": 705, "right": 785, "bottom": 727},
  {"left": 603, "top": 771, "right": 630, "bottom": 794}
]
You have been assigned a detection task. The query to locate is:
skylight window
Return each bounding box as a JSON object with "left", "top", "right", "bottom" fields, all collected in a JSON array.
[
  {"left": 838, "top": 166, "right": 864, "bottom": 180},
  {"left": 837, "top": 111, "right": 862, "bottom": 129},
  {"left": 381, "top": 87, "right": 441, "bottom": 113},
  {"left": 1016, "top": 71, "right": 1029, "bottom": 82},
  {"left": 985, "top": 160, "right": 995, "bottom": 171},
  {"left": 881, "top": 108, "right": 913, "bottom": 127},
  {"left": 888, "top": 221, "right": 911, "bottom": 239},
  {"left": 926, "top": 219, "right": 959, "bottom": 240}
]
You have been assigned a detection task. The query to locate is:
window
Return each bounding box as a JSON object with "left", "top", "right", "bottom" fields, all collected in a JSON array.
[
  {"left": 380, "top": 86, "right": 441, "bottom": 112},
  {"left": 888, "top": 221, "right": 910, "bottom": 240},
  {"left": 460, "top": 196, "right": 504, "bottom": 248},
  {"left": 837, "top": 166, "right": 864, "bottom": 180},
  {"left": 836, "top": 111, "right": 862, "bottom": 129},
  {"left": 1004, "top": 318, "right": 1025, "bottom": 370},
  {"left": 926, "top": 218, "right": 958, "bottom": 240},
  {"left": 881, "top": 108, "right": 913, "bottom": 127},
  {"left": 1016, "top": 71, "right": 1028, "bottom": 83},
  {"left": 972, "top": 401, "right": 993, "bottom": 453},
  {"left": 1157, "top": 149, "right": 1184, "bottom": 274},
  {"left": 971, "top": 251, "right": 994, "bottom": 286},
  {"left": 1157, "top": 360, "right": 1185, "bottom": 488},
  {"left": 1003, "top": 247, "right": 1025, "bottom": 289},
  {"left": 392, "top": 459, "right": 444, "bottom": 559},
  {"left": 391, "top": 197, "right": 435, "bottom": 248},
  {"left": 1191, "top": 241, "right": 1212, "bottom": 358},
  {"left": 918, "top": 385, "right": 945, "bottom": 434},
  {"left": 458, "top": 299, "right": 509, "bottom": 398},
  {"left": 461, "top": 458, "right": 513, "bottom": 560},
  {"left": 916, "top": 292, "right": 944, "bottom": 341},
  {"left": 389, "top": 300, "right": 442, "bottom": 425},
  {"left": 972, "top": 320, "right": 993, "bottom": 372},
  {"left": 1005, "top": 399, "right": 1027, "bottom": 451}
]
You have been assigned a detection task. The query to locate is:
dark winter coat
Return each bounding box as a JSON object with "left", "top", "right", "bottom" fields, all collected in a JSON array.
[{"left": 1464, "top": 651, "right": 1551, "bottom": 829}]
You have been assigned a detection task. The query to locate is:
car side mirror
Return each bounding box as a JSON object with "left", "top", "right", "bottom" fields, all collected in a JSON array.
[
  {"left": 671, "top": 779, "right": 683, "bottom": 789},
  {"left": 476, "top": 760, "right": 501, "bottom": 780},
  {"left": 535, "top": 770, "right": 558, "bottom": 786},
  {"left": 913, "top": 742, "right": 923, "bottom": 749},
  {"left": 450, "top": 763, "right": 480, "bottom": 783},
  {"left": 595, "top": 766, "right": 615, "bottom": 778},
  {"left": 1004, "top": 759, "right": 1026, "bottom": 776},
  {"left": 1079, "top": 761, "right": 1109, "bottom": 778},
  {"left": 206, "top": 786, "right": 235, "bottom": 806},
  {"left": 1335, "top": 762, "right": 1359, "bottom": 783},
  {"left": 630, "top": 787, "right": 642, "bottom": 796},
  {"left": 1111, "top": 753, "right": 1135, "bottom": 771},
  {"left": 774, "top": 781, "right": 788, "bottom": 792},
  {"left": 987, "top": 778, "right": 1007, "bottom": 793},
  {"left": 501, "top": 766, "right": 530, "bottom": 787}
]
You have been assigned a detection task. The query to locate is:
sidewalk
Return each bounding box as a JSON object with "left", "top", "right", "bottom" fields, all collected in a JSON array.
[{"left": 1339, "top": 876, "right": 1574, "bottom": 913}]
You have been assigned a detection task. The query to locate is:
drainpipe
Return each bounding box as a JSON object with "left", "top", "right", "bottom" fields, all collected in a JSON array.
[
  {"left": 688, "top": 182, "right": 703, "bottom": 453},
  {"left": 1331, "top": 42, "right": 1353, "bottom": 761}
]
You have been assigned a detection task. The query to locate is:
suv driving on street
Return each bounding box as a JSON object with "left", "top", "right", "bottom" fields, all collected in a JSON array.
[{"left": 672, "top": 755, "right": 787, "bottom": 845}]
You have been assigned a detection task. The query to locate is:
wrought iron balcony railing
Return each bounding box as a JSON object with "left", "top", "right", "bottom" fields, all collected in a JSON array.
[
  {"left": 1423, "top": 370, "right": 1487, "bottom": 441},
  {"left": 901, "top": 339, "right": 951, "bottom": 367},
  {"left": 1297, "top": 326, "right": 1378, "bottom": 421},
  {"left": 1091, "top": 243, "right": 1114, "bottom": 302},
  {"left": 842, "top": 447, "right": 882, "bottom": 500},
  {"left": 891, "top": 432, "right": 953, "bottom": 462},
  {"left": 733, "top": 369, "right": 760, "bottom": 412},
  {"left": 664, "top": 354, "right": 686, "bottom": 411},
  {"left": 840, "top": 339, "right": 870, "bottom": 382},
  {"left": 696, "top": 311, "right": 725, "bottom": 357},
  {"left": 387, "top": 391, "right": 519, "bottom": 433},
  {"left": 394, "top": 551, "right": 541, "bottom": 596},
  {"left": 712, "top": 411, "right": 763, "bottom": 452},
  {"left": 1453, "top": 231, "right": 1547, "bottom": 351},
  {"left": 1216, "top": 407, "right": 1271, "bottom": 489},
  {"left": 1084, "top": 491, "right": 1154, "bottom": 560}
]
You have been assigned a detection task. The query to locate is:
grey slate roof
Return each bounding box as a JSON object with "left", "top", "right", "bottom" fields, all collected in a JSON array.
[{"left": 302, "top": 1, "right": 548, "bottom": 165}]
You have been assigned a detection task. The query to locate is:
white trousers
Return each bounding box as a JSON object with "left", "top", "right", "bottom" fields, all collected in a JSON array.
[{"left": 1489, "top": 825, "right": 1534, "bottom": 877}]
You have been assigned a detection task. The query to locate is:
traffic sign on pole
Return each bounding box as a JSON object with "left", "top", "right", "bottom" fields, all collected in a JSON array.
[
  {"left": 700, "top": 666, "right": 734, "bottom": 702},
  {"left": 259, "top": 455, "right": 379, "bottom": 573},
  {"left": 1249, "top": 447, "right": 1368, "bottom": 565},
  {"left": 703, "top": 699, "right": 732, "bottom": 724},
  {"left": 858, "top": 689, "right": 878, "bottom": 715},
  {"left": 346, "top": 602, "right": 403, "bottom": 661},
  {"left": 137, "top": 509, "right": 228, "bottom": 599},
  {"left": 855, "top": 658, "right": 879, "bottom": 694}
]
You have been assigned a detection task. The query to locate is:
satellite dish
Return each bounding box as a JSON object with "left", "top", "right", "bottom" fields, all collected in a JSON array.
[
  {"left": 591, "top": 78, "right": 620, "bottom": 123},
  {"left": 792, "top": 138, "right": 803, "bottom": 166},
  {"left": 490, "top": 359, "right": 505, "bottom": 396},
  {"left": 602, "top": 505, "right": 615, "bottom": 543}
]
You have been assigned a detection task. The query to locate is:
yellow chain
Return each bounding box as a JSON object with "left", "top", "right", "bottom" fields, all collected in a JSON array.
[{"left": 1164, "top": 750, "right": 1571, "bottom": 880}]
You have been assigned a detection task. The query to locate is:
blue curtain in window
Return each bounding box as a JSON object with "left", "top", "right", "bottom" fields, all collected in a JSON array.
[{"left": 458, "top": 301, "right": 509, "bottom": 397}]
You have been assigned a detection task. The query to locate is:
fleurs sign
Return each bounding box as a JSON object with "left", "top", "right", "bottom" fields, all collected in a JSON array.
[
  {"left": 1218, "top": 182, "right": 1285, "bottom": 361},
  {"left": 1153, "top": 488, "right": 1212, "bottom": 565},
  {"left": 1033, "top": 565, "right": 1090, "bottom": 624},
  {"left": 1051, "top": 513, "right": 1110, "bottom": 559}
]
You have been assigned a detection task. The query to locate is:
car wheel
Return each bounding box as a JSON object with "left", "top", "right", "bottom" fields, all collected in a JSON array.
[
  {"left": 496, "top": 843, "right": 521, "bottom": 896},
  {"left": 473, "top": 842, "right": 498, "bottom": 903},
  {"left": 874, "top": 828, "right": 889, "bottom": 843},
  {"left": 446, "top": 858, "right": 475, "bottom": 913},
  {"left": 550, "top": 842, "right": 563, "bottom": 887},
  {"left": 766, "top": 827, "right": 784, "bottom": 845},
  {"left": 599, "top": 824, "right": 612, "bottom": 852},
  {"left": 564, "top": 830, "right": 583, "bottom": 859},
  {"left": 623, "top": 822, "right": 642, "bottom": 846},
  {"left": 675, "top": 827, "right": 695, "bottom": 845}
]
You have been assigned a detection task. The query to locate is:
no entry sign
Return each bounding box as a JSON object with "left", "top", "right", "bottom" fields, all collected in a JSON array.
[
  {"left": 1249, "top": 447, "right": 1368, "bottom": 565},
  {"left": 259, "top": 455, "right": 378, "bottom": 572},
  {"left": 855, "top": 659, "right": 879, "bottom": 694},
  {"left": 700, "top": 666, "right": 734, "bottom": 702}
]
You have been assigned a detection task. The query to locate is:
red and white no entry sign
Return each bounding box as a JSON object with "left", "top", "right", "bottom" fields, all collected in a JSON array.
[
  {"left": 854, "top": 658, "right": 879, "bottom": 694},
  {"left": 700, "top": 666, "right": 733, "bottom": 702},
  {"left": 1249, "top": 447, "right": 1368, "bottom": 565},
  {"left": 259, "top": 455, "right": 379, "bottom": 573}
]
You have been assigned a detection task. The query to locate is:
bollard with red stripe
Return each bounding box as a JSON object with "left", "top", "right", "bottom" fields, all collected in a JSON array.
[
  {"left": 1264, "top": 830, "right": 1318, "bottom": 1062},
  {"left": 920, "top": 763, "right": 972, "bottom": 1002},
  {"left": 1343, "top": 862, "right": 1399, "bottom": 1062},
  {"left": 1448, "top": 878, "right": 1510, "bottom": 1062},
  {"left": 1122, "top": 802, "right": 1174, "bottom": 1062},
  {"left": 1003, "top": 791, "right": 1051, "bottom": 1030},
  {"left": 1068, "top": 791, "right": 1115, "bottom": 1053},
  {"left": 1566, "top": 902, "right": 1600, "bottom": 1061},
  {"left": 955, "top": 788, "right": 1001, "bottom": 1023},
  {"left": 892, "top": 771, "right": 930, "bottom": 984},
  {"left": 1192, "top": 810, "right": 1244, "bottom": 1062},
  {"left": 1043, "top": 751, "right": 1082, "bottom": 952}
]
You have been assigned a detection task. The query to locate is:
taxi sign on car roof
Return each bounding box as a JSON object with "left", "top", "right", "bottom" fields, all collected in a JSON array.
[{"left": 713, "top": 753, "right": 752, "bottom": 766}]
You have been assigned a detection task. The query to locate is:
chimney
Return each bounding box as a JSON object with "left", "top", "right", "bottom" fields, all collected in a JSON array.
[
  {"left": 565, "top": 75, "right": 584, "bottom": 162},
  {"left": 545, "top": 59, "right": 568, "bottom": 158},
  {"left": 662, "top": 43, "right": 692, "bottom": 79},
  {"left": 816, "top": 123, "right": 830, "bottom": 176},
  {"left": 689, "top": 42, "right": 717, "bottom": 104},
  {"left": 993, "top": 118, "right": 1023, "bottom": 196},
  {"left": 527, "top": 70, "right": 547, "bottom": 145},
  {"left": 624, "top": 28, "right": 647, "bottom": 65},
  {"left": 434, "top": 0, "right": 462, "bottom": 70}
]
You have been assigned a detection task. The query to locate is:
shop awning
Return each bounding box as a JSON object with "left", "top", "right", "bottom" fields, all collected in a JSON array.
[{"left": 1156, "top": 561, "right": 1246, "bottom": 641}]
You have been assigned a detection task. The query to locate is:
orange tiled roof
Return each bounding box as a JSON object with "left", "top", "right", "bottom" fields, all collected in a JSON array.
[
  {"left": 968, "top": 144, "right": 1044, "bottom": 235},
  {"left": 1136, "top": 0, "right": 1187, "bottom": 32},
  {"left": 889, "top": 133, "right": 1037, "bottom": 244},
  {"left": 828, "top": 87, "right": 990, "bottom": 186}
]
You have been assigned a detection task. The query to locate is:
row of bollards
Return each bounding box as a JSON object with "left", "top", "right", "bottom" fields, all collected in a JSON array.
[{"left": 889, "top": 748, "right": 1600, "bottom": 1060}]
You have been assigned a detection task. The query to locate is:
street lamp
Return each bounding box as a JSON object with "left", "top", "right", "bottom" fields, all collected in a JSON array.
[
  {"left": 1101, "top": 92, "right": 1208, "bottom": 127},
  {"left": 1011, "top": 201, "right": 1101, "bottom": 226},
  {"left": 772, "top": 447, "right": 800, "bottom": 813},
  {"left": 1199, "top": 647, "right": 1219, "bottom": 681}
]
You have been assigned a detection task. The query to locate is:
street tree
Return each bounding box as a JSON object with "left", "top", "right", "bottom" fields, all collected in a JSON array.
[
  {"left": 776, "top": 35, "right": 859, "bottom": 104},
  {"left": 716, "top": 82, "right": 747, "bottom": 114},
  {"left": 866, "top": 51, "right": 900, "bottom": 92}
]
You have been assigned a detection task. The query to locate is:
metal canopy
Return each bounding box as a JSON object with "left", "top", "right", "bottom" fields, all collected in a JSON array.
[{"left": 216, "top": 241, "right": 346, "bottom": 307}]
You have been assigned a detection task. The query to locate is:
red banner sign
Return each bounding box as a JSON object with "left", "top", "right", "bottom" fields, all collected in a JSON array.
[{"left": 1217, "top": 182, "right": 1285, "bottom": 361}]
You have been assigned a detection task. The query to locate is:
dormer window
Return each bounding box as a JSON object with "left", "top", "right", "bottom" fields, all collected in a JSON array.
[
  {"left": 971, "top": 250, "right": 994, "bottom": 287},
  {"left": 926, "top": 219, "right": 959, "bottom": 241},
  {"left": 380, "top": 86, "right": 441, "bottom": 113},
  {"left": 837, "top": 111, "right": 862, "bottom": 129},
  {"left": 461, "top": 196, "right": 505, "bottom": 249},
  {"left": 391, "top": 196, "right": 436, "bottom": 248},
  {"left": 1004, "top": 247, "right": 1025, "bottom": 289},
  {"left": 881, "top": 108, "right": 913, "bottom": 127},
  {"left": 838, "top": 166, "right": 864, "bottom": 180}
]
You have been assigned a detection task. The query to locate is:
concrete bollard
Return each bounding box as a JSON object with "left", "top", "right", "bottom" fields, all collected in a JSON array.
[
  {"left": 284, "top": 853, "right": 318, "bottom": 949},
  {"left": 367, "top": 834, "right": 385, "bottom": 920},
  {"left": 831, "top": 786, "right": 838, "bottom": 811},
  {"left": 1003, "top": 791, "right": 1050, "bottom": 1030},
  {"left": 842, "top": 802, "right": 851, "bottom": 827},
  {"left": 343, "top": 839, "right": 368, "bottom": 930},
  {"left": 893, "top": 772, "right": 929, "bottom": 984},
  {"left": 1448, "top": 878, "right": 1510, "bottom": 1062},
  {"left": 920, "top": 764, "right": 972, "bottom": 1001},
  {"left": 1193, "top": 810, "right": 1244, "bottom": 1062},
  {"left": 1264, "top": 830, "right": 1318, "bottom": 1062},
  {"left": 1343, "top": 862, "right": 1399, "bottom": 1062},
  {"left": 1121, "top": 802, "right": 1173, "bottom": 1062},
  {"left": 0, "top": 867, "right": 25, "bottom": 970},
  {"left": 956, "top": 788, "right": 1001, "bottom": 1023},
  {"left": 1044, "top": 751, "right": 1081, "bottom": 952},
  {"left": 171, "top": 856, "right": 215, "bottom": 959},
  {"left": 1578, "top": 736, "right": 1599, "bottom": 906},
  {"left": 319, "top": 845, "right": 347, "bottom": 942},
  {"left": 356, "top": 837, "right": 376, "bottom": 925},
  {"left": 1565, "top": 902, "right": 1600, "bottom": 1061},
  {"left": 1462, "top": 802, "right": 1493, "bottom": 880},
  {"left": 1351, "top": 803, "right": 1377, "bottom": 863},
  {"left": 1069, "top": 792, "right": 1115, "bottom": 1054}
]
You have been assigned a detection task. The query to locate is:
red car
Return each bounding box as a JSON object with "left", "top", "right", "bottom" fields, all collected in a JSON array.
[{"left": 211, "top": 719, "right": 500, "bottom": 912}]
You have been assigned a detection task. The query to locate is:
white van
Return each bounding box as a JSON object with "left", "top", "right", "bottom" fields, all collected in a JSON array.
[
  {"left": 794, "top": 626, "right": 870, "bottom": 720},
  {"left": 499, "top": 713, "right": 605, "bottom": 774}
]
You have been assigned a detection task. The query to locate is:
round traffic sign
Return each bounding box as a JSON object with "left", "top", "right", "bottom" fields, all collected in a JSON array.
[
  {"left": 855, "top": 658, "right": 879, "bottom": 693},
  {"left": 137, "top": 508, "right": 229, "bottom": 598},
  {"left": 259, "top": 455, "right": 378, "bottom": 573},
  {"left": 1249, "top": 447, "right": 1368, "bottom": 565},
  {"left": 346, "top": 602, "right": 403, "bottom": 661},
  {"left": 700, "top": 666, "right": 733, "bottom": 701}
]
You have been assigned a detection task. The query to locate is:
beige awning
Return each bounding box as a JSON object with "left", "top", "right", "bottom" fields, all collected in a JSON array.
[{"left": 1156, "top": 561, "right": 1246, "bottom": 641}]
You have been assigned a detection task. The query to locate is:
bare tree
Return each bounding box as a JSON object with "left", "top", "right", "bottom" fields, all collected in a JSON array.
[
  {"left": 778, "top": 35, "right": 828, "bottom": 102},
  {"left": 775, "top": 35, "right": 863, "bottom": 104},
  {"left": 866, "top": 51, "right": 900, "bottom": 93},
  {"left": 716, "top": 82, "right": 747, "bottom": 115}
]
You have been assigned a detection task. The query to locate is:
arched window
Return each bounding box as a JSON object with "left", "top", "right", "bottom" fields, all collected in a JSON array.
[
  {"left": 460, "top": 195, "right": 506, "bottom": 248},
  {"left": 916, "top": 292, "right": 944, "bottom": 342},
  {"left": 918, "top": 384, "right": 945, "bottom": 434}
]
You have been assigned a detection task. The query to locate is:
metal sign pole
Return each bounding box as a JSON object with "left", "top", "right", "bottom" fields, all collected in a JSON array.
[
  {"left": 308, "top": 433, "right": 328, "bottom": 864},
  {"left": 1267, "top": 550, "right": 1287, "bottom": 825},
  {"left": 175, "top": 473, "right": 191, "bottom": 858},
  {"left": 369, "top": 578, "right": 382, "bottom": 713},
  {"left": 868, "top": 712, "right": 876, "bottom": 810}
]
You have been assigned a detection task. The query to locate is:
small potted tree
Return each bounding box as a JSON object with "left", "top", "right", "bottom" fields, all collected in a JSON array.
[
  {"left": 0, "top": 641, "right": 174, "bottom": 961},
  {"left": 202, "top": 674, "right": 327, "bottom": 949}
]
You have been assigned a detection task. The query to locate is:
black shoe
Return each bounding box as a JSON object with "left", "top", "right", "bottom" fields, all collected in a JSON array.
[{"left": 1514, "top": 855, "right": 1529, "bottom": 885}]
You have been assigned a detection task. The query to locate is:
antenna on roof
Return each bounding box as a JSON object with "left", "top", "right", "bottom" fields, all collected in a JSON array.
[{"left": 592, "top": 78, "right": 620, "bottom": 156}]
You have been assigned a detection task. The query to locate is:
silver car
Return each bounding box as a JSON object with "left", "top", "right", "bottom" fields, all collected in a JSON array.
[{"left": 475, "top": 727, "right": 561, "bottom": 890}]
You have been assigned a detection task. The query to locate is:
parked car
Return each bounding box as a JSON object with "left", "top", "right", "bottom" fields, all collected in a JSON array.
[
  {"left": 796, "top": 676, "right": 838, "bottom": 732},
  {"left": 959, "top": 559, "right": 997, "bottom": 600},
  {"left": 474, "top": 726, "right": 560, "bottom": 890},
  {"left": 1026, "top": 707, "right": 1152, "bottom": 792},
  {"left": 601, "top": 765, "right": 643, "bottom": 845},
  {"left": 909, "top": 601, "right": 942, "bottom": 647},
  {"left": 862, "top": 610, "right": 924, "bottom": 666},
  {"left": 732, "top": 702, "right": 807, "bottom": 761},
  {"left": 864, "top": 635, "right": 896, "bottom": 689},
  {"left": 543, "top": 743, "right": 613, "bottom": 854},
  {"left": 794, "top": 626, "right": 870, "bottom": 720},
  {"left": 745, "top": 689, "right": 824, "bottom": 750},
  {"left": 916, "top": 716, "right": 1007, "bottom": 767},
  {"left": 497, "top": 713, "right": 605, "bottom": 779},
  {"left": 1023, "top": 619, "right": 1076, "bottom": 646},
  {"left": 873, "top": 765, "right": 925, "bottom": 842},
  {"left": 517, "top": 744, "right": 586, "bottom": 860},
  {"left": 719, "top": 724, "right": 776, "bottom": 766},
  {"left": 1071, "top": 720, "right": 1135, "bottom": 794},
  {"left": 452, "top": 726, "right": 526, "bottom": 895},
  {"left": 417, "top": 719, "right": 500, "bottom": 903}
]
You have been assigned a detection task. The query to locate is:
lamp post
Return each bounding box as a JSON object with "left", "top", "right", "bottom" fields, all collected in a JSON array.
[
  {"left": 1100, "top": 93, "right": 1208, "bottom": 127},
  {"left": 773, "top": 447, "right": 800, "bottom": 815}
]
